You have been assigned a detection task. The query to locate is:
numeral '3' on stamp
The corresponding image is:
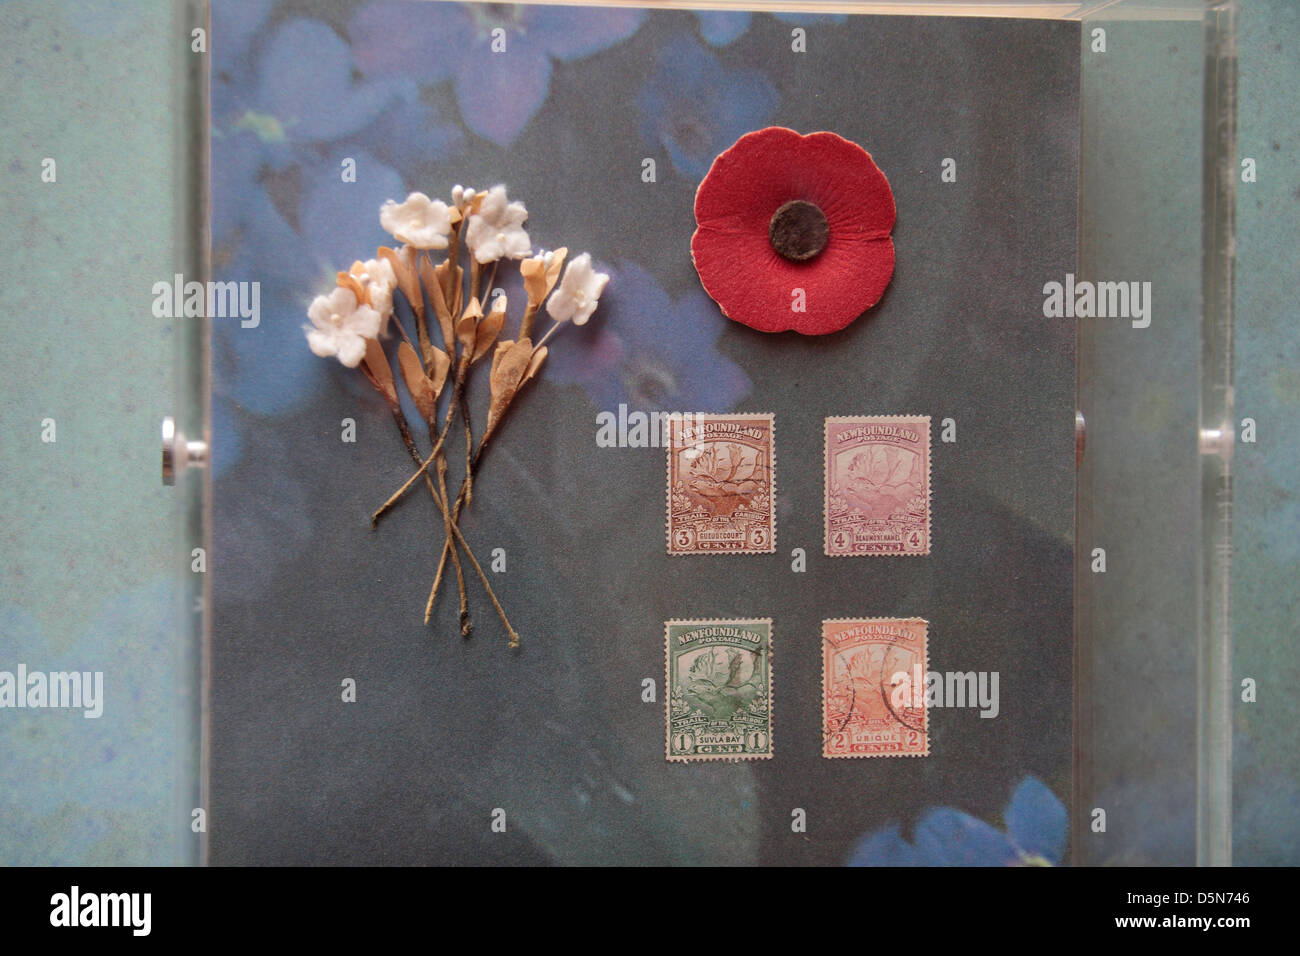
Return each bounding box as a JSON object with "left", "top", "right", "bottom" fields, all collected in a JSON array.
[{"left": 668, "top": 413, "right": 775, "bottom": 555}]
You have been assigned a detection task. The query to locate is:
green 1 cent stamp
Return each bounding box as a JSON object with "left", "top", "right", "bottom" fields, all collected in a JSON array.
[{"left": 666, "top": 619, "right": 773, "bottom": 762}]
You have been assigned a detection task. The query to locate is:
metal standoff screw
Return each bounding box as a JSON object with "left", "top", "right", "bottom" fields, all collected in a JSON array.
[
  {"left": 1074, "top": 410, "right": 1085, "bottom": 469},
  {"left": 162, "top": 416, "right": 209, "bottom": 486},
  {"left": 1198, "top": 423, "right": 1235, "bottom": 461}
]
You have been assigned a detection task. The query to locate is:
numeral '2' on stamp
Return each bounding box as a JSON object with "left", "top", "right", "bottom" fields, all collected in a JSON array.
[{"left": 822, "top": 617, "right": 928, "bottom": 758}]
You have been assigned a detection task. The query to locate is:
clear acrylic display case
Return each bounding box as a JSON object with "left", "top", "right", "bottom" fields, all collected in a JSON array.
[
  {"left": 191, "top": 0, "right": 1237, "bottom": 866},
  {"left": 0, "top": 0, "right": 1256, "bottom": 866}
]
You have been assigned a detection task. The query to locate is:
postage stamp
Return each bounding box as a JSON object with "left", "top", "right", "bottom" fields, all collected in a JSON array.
[
  {"left": 824, "top": 415, "right": 930, "bottom": 556},
  {"left": 822, "top": 618, "right": 928, "bottom": 758},
  {"left": 667, "top": 413, "right": 775, "bottom": 555},
  {"left": 666, "top": 619, "right": 773, "bottom": 762}
]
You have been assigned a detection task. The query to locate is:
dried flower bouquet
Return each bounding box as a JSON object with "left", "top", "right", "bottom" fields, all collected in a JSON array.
[{"left": 305, "top": 185, "right": 608, "bottom": 647}]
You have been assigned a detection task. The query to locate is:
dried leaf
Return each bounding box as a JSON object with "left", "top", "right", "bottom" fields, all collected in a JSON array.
[
  {"left": 420, "top": 254, "right": 454, "bottom": 355},
  {"left": 426, "top": 347, "right": 451, "bottom": 398},
  {"left": 472, "top": 298, "right": 506, "bottom": 363},
  {"left": 430, "top": 259, "right": 461, "bottom": 350},
  {"left": 433, "top": 258, "right": 453, "bottom": 299},
  {"left": 457, "top": 296, "right": 482, "bottom": 355},
  {"left": 520, "top": 247, "right": 568, "bottom": 306},
  {"left": 363, "top": 338, "right": 398, "bottom": 404},
  {"left": 522, "top": 344, "right": 548, "bottom": 385},
  {"left": 380, "top": 246, "right": 422, "bottom": 320},
  {"left": 448, "top": 263, "right": 465, "bottom": 318},
  {"left": 487, "top": 337, "right": 535, "bottom": 434},
  {"left": 520, "top": 258, "right": 546, "bottom": 305},
  {"left": 456, "top": 315, "right": 476, "bottom": 357},
  {"left": 376, "top": 246, "right": 403, "bottom": 275},
  {"left": 490, "top": 338, "right": 512, "bottom": 382},
  {"left": 336, "top": 271, "right": 368, "bottom": 306},
  {"left": 397, "top": 341, "right": 437, "bottom": 422}
]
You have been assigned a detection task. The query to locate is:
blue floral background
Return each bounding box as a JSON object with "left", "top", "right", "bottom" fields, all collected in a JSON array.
[
  {"left": 207, "top": 0, "right": 1080, "bottom": 866},
  {"left": 0, "top": 0, "right": 1292, "bottom": 868},
  {"left": 3, "top": 0, "right": 1292, "bottom": 869}
]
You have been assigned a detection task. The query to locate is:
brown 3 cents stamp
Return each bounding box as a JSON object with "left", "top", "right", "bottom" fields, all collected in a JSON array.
[
  {"left": 668, "top": 413, "right": 775, "bottom": 555},
  {"left": 822, "top": 618, "right": 928, "bottom": 758},
  {"left": 824, "top": 415, "right": 930, "bottom": 556}
]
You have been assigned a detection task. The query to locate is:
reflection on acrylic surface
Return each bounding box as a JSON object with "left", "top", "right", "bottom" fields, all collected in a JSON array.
[{"left": 209, "top": 1, "right": 1081, "bottom": 865}]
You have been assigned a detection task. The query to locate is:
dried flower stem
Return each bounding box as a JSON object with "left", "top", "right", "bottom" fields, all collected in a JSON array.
[
  {"left": 411, "top": 301, "right": 433, "bottom": 373},
  {"left": 365, "top": 352, "right": 479, "bottom": 637},
  {"left": 420, "top": 476, "right": 520, "bottom": 648},
  {"left": 370, "top": 451, "right": 434, "bottom": 525},
  {"left": 535, "top": 319, "right": 563, "bottom": 350},
  {"left": 370, "top": 384, "right": 460, "bottom": 527},
  {"left": 382, "top": 394, "right": 471, "bottom": 631},
  {"left": 388, "top": 404, "right": 423, "bottom": 470},
  {"left": 426, "top": 356, "right": 470, "bottom": 633},
  {"left": 390, "top": 315, "right": 417, "bottom": 352},
  {"left": 461, "top": 386, "right": 474, "bottom": 505},
  {"left": 452, "top": 356, "right": 474, "bottom": 506},
  {"left": 429, "top": 409, "right": 507, "bottom": 607},
  {"left": 429, "top": 362, "right": 473, "bottom": 624},
  {"left": 370, "top": 308, "right": 478, "bottom": 525},
  {"left": 519, "top": 302, "right": 539, "bottom": 341},
  {"left": 434, "top": 453, "right": 469, "bottom": 636},
  {"left": 457, "top": 259, "right": 499, "bottom": 506},
  {"left": 428, "top": 315, "right": 570, "bottom": 592}
]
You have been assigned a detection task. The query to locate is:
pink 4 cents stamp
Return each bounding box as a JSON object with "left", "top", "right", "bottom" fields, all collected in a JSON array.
[
  {"left": 824, "top": 415, "right": 930, "bottom": 556},
  {"left": 822, "top": 618, "right": 929, "bottom": 758},
  {"left": 668, "top": 413, "right": 775, "bottom": 555}
]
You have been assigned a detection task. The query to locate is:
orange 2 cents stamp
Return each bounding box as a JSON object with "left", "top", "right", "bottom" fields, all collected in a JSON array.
[{"left": 822, "top": 617, "right": 929, "bottom": 758}]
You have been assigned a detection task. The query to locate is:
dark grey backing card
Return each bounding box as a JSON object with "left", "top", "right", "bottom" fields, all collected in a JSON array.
[{"left": 210, "top": 4, "right": 1078, "bottom": 865}]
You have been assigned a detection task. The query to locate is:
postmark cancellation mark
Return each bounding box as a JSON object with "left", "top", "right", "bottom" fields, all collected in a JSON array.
[
  {"left": 822, "top": 617, "right": 928, "bottom": 758},
  {"left": 668, "top": 413, "right": 775, "bottom": 555},
  {"left": 666, "top": 618, "right": 773, "bottom": 762}
]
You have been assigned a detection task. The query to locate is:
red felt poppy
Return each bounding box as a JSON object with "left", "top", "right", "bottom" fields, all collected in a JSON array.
[{"left": 691, "top": 127, "right": 896, "bottom": 335}]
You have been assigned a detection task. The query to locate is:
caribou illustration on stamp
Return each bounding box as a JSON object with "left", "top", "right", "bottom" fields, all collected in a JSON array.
[
  {"left": 667, "top": 413, "right": 775, "bottom": 555},
  {"left": 824, "top": 415, "right": 930, "bottom": 556},
  {"left": 822, "top": 617, "right": 928, "bottom": 758},
  {"left": 666, "top": 618, "right": 773, "bottom": 762}
]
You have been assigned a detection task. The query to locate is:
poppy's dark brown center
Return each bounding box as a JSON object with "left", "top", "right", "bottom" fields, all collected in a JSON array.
[{"left": 768, "top": 200, "right": 829, "bottom": 262}]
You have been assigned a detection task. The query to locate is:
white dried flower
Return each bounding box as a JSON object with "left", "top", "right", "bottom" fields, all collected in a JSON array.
[
  {"left": 349, "top": 257, "right": 398, "bottom": 334},
  {"left": 379, "top": 192, "right": 453, "bottom": 249},
  {"left": 451, "top": 184, "right": 478, "bottom": 212},
  {"left": 304, "top": 286, "right": 381, "bottom": 367},
  {"left": 465, "top": 185, "right": 530, "bottom": 263},
  {"left": 546, "top": 253, "right": 608, "bottom": 326}
]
